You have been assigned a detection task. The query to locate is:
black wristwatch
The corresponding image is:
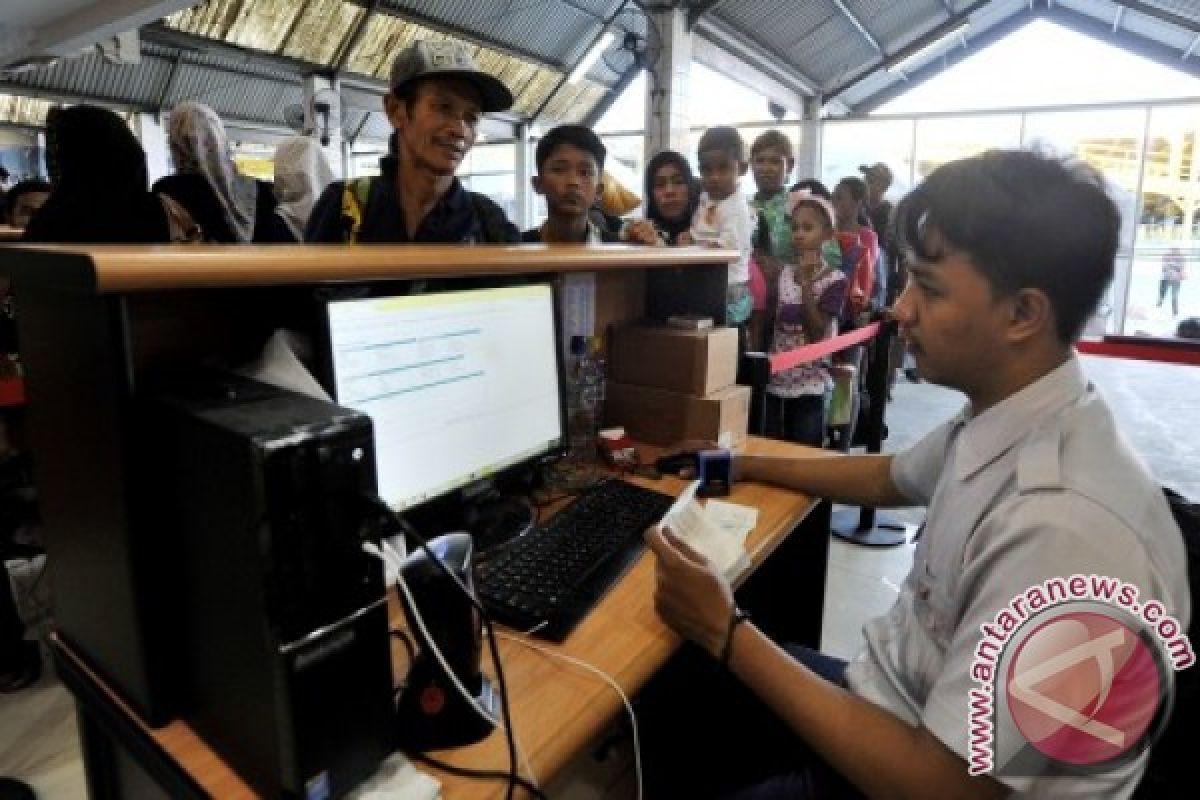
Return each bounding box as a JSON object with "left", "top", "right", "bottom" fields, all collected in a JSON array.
[{"left": 719, "top": 607, "right": 751, "bottom": 668}]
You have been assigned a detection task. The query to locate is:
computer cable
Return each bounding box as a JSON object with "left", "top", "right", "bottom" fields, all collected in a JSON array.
[
  {"left": 362, "top": 496, "right": 536, "bottom": 800},
  {"left": 408, "top": 752, "right": 546, "bottom": 799},
  {"left": 498, "top": 631, "right": 644, "bottom": 800},
  {"left": 378, "top": 534, "right": 530, "bottom": 800},
  {"left": 361, "top": 539, "right": 538, "bottom": 799}
]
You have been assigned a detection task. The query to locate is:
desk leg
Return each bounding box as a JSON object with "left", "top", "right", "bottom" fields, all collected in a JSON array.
[
  {"left": 735, "top": 499, "right": 830, "bottom": 650},
  {"left": 53, "top": 647, "right": 204, "bottom": 800}
]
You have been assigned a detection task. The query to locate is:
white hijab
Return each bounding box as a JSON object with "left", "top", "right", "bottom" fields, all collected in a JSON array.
[
  {"left": 272, "top": 136, "right": 334, "bottom": 241},
  {"left": 168, "top": 102, "right": 258, "bottom": 243}
]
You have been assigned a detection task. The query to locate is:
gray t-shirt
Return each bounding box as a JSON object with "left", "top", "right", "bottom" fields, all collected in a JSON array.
[{"left": 845, "top": 356, "right": 1190, "bottom": 797}]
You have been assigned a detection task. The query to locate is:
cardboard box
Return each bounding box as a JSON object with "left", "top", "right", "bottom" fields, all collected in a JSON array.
[
  {"left": 605, "top": 381, "right": 750, "bottom": 448},
  {"left": 608, "top": 323, "right": 738, "bottom": 396}
]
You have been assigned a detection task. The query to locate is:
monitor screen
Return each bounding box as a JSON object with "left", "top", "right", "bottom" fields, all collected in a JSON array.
[{"left": 326, "top": 284, "right": 564, "bottom": 512}]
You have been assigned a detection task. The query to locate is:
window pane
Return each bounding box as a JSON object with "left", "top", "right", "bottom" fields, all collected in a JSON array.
[
  {"left": 1128, "top": 105, "right": 1200, "bottom": 336},
  {"left": 820, "top": 119, "right": 914, "bottom": 200},
  {"left": 460, "top": 173, "right": 517, "bottom": 222},
  {"left": 913, "top": 115, "right": 1022, "bottom": 183}
]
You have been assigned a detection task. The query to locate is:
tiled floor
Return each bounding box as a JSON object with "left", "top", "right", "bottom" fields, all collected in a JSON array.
[{"left": 2, "top": 354, "right": 1197, "bottom": 798}]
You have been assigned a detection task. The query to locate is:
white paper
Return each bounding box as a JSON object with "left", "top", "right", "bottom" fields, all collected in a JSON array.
[
  {"left": 237, "top": 329, "right": 332, "bottom": 402},
  {"left": 345, "top": 752, "right": 441, "bottom": 800},
  {"left": 703, "top": 499, "right": 758, "bottom": 545},
  {"left": 656, "top": 481, "right": 749, "bottom": 578}
]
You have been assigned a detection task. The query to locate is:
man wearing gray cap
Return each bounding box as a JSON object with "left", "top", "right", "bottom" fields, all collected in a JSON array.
[{"left": 307, "top": 40, "right": 519, "bottom": 243}]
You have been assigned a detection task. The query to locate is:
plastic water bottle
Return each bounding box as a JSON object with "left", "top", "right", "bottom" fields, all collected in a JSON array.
[{"left": 567, "top": 335, "right": 601, "bottom": 464}]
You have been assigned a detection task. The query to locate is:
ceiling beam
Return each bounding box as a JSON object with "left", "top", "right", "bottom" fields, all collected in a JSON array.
[
  {"left": 692, "top": 13, "right": 821, "bottom": 96},
  {"left": 691, "top": 35, "right": 809, "bottom": 114},
  {"left": 2, "top": 1, "right": 196, "bottom": 68},
  {"left": 824, "top": 0, "right": 991, "bottom": 102},
  {"left": 851, "top": 2, "right": 1200, "bottom": 114},
  {"left": 155, "top": 53, "right": 184, "bottom": 113},
  {"left": 1110, "top": 1, "right": 1200, "bottom": 36},
  {"left": 831, "top": 0, "right": 883, "bottom": 53},
  {"left": 1184, "top": 33, "right": 1200, "bottom": 60},
  {"left": 848, "top": 4, "right": 1036, "bottom": 115},
  {"left": 687, "top": 1, "right": 732, "bottom": 31}
]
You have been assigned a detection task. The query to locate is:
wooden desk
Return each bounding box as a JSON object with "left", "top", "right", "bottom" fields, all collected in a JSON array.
[
  {"left": 1, "top": 244, "right": 828, "bottom": 797},
  {"left": 52, "top": 437, "right": 829, "bottom": 799}
]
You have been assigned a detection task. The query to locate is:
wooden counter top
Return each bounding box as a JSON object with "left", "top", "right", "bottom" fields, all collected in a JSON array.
[{"left": 0, "top": 243, "right": 736, "bottom": 294}]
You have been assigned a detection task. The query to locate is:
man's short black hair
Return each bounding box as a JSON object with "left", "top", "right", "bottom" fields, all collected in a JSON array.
[
  {"left": 697, "top": 126, "right": 746, "bottom": 163},
  {"left": 535, "top": 125, "right": 606, "bottom": 172},
  {"left": 894, "top": 149, "right": 1119, "bottom": 344}
]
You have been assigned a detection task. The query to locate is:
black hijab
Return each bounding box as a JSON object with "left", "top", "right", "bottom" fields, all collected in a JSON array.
[
  {"left": 644, "top": 150, "right": 700, "bottom": 245},
  {"left": 24, "top": 105, "right": 168, "bottom": 243}
]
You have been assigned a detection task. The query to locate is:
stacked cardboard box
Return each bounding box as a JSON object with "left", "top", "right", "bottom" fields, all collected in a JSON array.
[{"left": 605, "top": 323, "right": 750, "bottom": 447}]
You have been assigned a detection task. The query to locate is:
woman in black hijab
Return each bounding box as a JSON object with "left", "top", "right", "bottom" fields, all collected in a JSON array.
[
  {"left": 23, "top": 105, "right": 170, "bottom": 243},
  {"left": 643, "top": 150, "right": 701, "bottom": 245}
]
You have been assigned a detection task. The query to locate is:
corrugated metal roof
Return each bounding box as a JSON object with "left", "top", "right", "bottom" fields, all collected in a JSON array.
[
  {"left": 1143, "top": 1, "right": 1200, "bottom": 26},
  {"left": 848, "top": 0, "right": 947, "bottom": 46},
  {"left": 384, "top": 0, "right": 623, "bottom": 66},
  {"left": 2, "top": 47, "right": 174, "bottom": 109},
  {"left": 6, "top": 0, "right": 1200, "bottom": 134}
]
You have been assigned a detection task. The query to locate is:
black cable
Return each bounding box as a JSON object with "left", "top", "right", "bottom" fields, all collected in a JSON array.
[
  {"left": 363, "top": 495, "right": 526, "bottom": 800},
  {"left": 409, "top": 752, "right": 548, "bottom": 800}
]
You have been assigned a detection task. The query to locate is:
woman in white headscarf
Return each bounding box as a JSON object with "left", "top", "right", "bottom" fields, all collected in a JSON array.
[
  {"left": 157, "top": 101, "right": 293, "bottom": 243},
  {"left": 272, "top": 136, "right": 334, "bottom": 242}
]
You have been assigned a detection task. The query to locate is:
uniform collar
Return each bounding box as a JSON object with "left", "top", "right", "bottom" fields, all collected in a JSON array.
[{"left": 953, "top": 355, "right": 1089, "bottom": 482}]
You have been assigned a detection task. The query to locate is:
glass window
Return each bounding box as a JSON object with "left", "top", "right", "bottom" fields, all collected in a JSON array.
[
  {"left": 820, "top": 119, "right": 914, "bottom": 198},
  {"left": 1128, "top": 105, "right": 1200, "bottom": 336},
  {"left": 913, "top": 115, "right": 1022, "bottom": 185},
  {"left": 1022, "top": 108, "right": 1147, "bottom": 335}
]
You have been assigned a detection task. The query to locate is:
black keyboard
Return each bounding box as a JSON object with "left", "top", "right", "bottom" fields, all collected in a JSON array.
[{"left": 475, "top": 479, "right": 676, "bottom": 641}]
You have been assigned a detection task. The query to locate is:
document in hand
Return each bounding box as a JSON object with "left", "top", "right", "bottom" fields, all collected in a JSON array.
[{"left": 656, "top": 480, "right": 753, "bottom": 579}]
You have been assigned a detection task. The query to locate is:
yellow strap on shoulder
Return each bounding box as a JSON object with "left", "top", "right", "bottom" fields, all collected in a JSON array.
[{"left": 340, "top": 177, "right": 372, "bottom": 244}]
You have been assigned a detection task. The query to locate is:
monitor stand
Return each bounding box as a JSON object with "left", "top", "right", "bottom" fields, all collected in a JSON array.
[
  {"left": 399, "top": 481, "right": 536, "bottom": 559},
  {"left": 464, "top": 494, "right": 535, "bottom": 555}
]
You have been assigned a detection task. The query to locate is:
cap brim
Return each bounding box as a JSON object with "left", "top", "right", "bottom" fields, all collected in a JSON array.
[{"left": 443, "top": 69, "right": 515, "bottom": 113}]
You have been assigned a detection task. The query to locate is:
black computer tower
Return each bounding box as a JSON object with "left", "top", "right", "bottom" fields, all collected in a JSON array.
[{"left": 151, "top": 375, "right": 394, "bottom": 798}]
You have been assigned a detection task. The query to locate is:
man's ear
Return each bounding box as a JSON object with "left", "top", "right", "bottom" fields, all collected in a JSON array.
[
  {"left": 1008, "top": 288, "right": 1053, "bottom": 343},
  {"left": 383, "top": 94, "right": 407, "bottom": 130},
  {"left": 738, "top": 160, "right": 749, "bottom": 176},
  {"left": 531, "top": 175, "right": 545, "bottom": 196}
]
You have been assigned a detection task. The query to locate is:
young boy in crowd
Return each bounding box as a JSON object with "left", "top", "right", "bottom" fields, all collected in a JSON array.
[
  {"left": 685, "top": 126, "right": 756, "bottom": 337},
  {"left": 749, "top": 130, "right": 796, "bottom": 348},
  {"left": 522, "top": 125, "right": 620, "bottom": 244},
  {"left": 765, "top": 191, "right": 847, "bottom": 447}
]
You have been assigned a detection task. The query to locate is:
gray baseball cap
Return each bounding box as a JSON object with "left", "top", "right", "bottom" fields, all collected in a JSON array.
[{"left": 389, "top": 40, "right": 514, "bottom": 113}]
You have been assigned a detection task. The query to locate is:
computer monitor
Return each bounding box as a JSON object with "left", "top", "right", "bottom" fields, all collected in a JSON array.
[{"left": 323, "top": 284, "right": 565, "bottom": 514}]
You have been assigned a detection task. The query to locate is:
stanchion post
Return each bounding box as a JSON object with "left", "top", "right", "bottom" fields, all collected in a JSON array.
[
  {"left": 831, "top": 317, "right": 914, "bottom": 546},
  {"left": 738, "top": 351, "right": 771, "bottom": 437}
]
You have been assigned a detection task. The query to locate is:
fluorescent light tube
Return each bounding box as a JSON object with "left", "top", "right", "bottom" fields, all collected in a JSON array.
[{"left": 568, "top": 31, "right": 615, "bottom": 84}]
